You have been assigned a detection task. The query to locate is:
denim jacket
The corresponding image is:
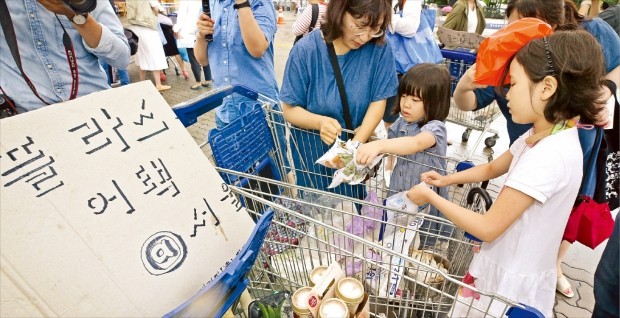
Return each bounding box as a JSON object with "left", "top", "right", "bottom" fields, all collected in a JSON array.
[{"left": 0, "top": 0, "right": 130, "bottom": 112}]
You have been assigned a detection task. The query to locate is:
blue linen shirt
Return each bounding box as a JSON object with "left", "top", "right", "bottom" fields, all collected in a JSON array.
[
  {"left": 387, "top": 118, "right": 447, "bottom": 194},
  {"left": 280, "top": 30, "right": 398, "bottom": 197},
  {"left": 281, "top": 30, "right": 399, "bottom": 129},
  {"left": 0, "top": 0, "right": 130, "bottom": 113},
  {"left": 208, "top": 0, "right": 279, "bottom": 125},
  {"left": 387, "top": 117, "right": 452, "bottom": 246}
]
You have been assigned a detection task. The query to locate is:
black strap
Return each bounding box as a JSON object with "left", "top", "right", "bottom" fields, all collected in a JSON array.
[
  {"left": 0, "top": 0, "right": 79, "bottom": 105},
  {"left": 309, "top": 4, "right": 319, "bottom": 31},
  {"left": 293, "top": 4, "right": 320, "bottom": 44},
  {"left": 326, "top": 41, "right": 353, "bottom": 131}
]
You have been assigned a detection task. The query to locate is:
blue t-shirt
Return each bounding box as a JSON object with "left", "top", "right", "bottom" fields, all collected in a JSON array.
[
  {"left": 280, "top": 30, "right": 398, "bottom": 197},
  {"left": 475, "top": 87, "right": 531, "bottom": 145},
  {"left": 280, "top": 30, "right": 399, "bottom": 129},
  {"left": 581, "top": 18, "right": 620, "bottom": 74}
]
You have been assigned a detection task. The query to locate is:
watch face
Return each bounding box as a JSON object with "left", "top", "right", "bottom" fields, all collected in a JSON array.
[{"left": 72, "top": 14, "right": 87, "bottom": 25}]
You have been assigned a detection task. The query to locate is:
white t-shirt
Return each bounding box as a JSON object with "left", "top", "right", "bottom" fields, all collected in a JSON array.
[
  {"left": 467, "top": 5, "right": 478, "bottom": 33},
  {"left": 452, "top": 127, "right": 583, "bottom": 317}
]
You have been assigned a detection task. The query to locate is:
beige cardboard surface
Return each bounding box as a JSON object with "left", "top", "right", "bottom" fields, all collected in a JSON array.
[
  {"left": 437, "top": 26, "right": 486, "bottom": 51},
  {"left": 0, "top": 82, "right": 256, "bottom": 317}
]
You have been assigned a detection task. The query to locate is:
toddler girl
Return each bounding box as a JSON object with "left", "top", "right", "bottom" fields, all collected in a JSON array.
[{"left": 357, "top": 63, "right": 451, "bottom": 247}]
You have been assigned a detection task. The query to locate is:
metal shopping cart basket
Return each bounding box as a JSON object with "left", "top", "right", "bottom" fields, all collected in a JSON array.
[
  {"left": 441, "top": 49, "right": 502, "bottom": 159},
  {"left": 171, "top": 86, "right": 543, "bottom": 318}
]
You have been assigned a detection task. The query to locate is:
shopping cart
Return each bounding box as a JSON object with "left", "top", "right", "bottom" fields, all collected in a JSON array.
[
  {"left": 441, "top": 49, "right": 501, "bottom": 160},
  {"left": 171, "top": 86, "right": 543, "bottom": 318}
]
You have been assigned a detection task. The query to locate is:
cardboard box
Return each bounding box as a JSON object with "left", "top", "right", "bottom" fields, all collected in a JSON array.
[{"left": 0, "top": 82, "right": 256, "bottom": 316}]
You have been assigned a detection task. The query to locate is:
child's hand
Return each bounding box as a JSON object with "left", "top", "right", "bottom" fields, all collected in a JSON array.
[
  {"left": 356, "top": 142, "right": 382, "bottom": 166},
  {"left": 407, "top": 183, "right": 434, "bottom": 206},
  {"left": 420, "top": 171, "right": 448, "bottom": 187},
  {"left": 319, "top": 116, "right": 342, "bottom": 145}
]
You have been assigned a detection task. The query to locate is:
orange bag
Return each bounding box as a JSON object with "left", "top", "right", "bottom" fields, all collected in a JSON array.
[{"left": 474, "top": 18, "right": 553, "bottom": 86}]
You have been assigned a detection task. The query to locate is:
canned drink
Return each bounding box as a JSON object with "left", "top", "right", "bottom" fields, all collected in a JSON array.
[
  {"left": 309, "top": 266, "right": 328, "bottom": 287},
  {"left": 335, "top": 277, "right": 364, "bottom": 317},
  {"left": 319, "top": 298, "right": 349, "bottom": 318},
  {"left": 292, "top": 286, "right": 312, "bottom": 318}
]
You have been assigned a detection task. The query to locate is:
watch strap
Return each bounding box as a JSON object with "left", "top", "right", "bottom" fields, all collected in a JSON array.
[{"left": 233, "top": 1, "right": 250, "bottom": 9}]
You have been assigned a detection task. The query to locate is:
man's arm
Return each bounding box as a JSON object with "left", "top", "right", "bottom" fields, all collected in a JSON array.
[
  {"left": 38, "top": 0, "right": 130, "bottom": 69},
  {"left": 195, "top": 13, "right": 212, "bottom": 66},
  {"left": 236, "top": 0, "right": 269, "bottom": 58}
]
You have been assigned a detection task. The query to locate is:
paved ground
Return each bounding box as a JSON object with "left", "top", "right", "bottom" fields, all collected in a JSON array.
[{"left": 119, "top": 12, "right": 611, "bottom": 317}]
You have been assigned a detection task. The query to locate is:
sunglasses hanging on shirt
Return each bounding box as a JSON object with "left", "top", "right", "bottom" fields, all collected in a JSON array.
[{"left": 0, "top": 0, "right": 79, "bottom": 106}]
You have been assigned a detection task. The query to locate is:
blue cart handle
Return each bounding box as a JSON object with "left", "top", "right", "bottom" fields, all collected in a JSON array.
[
  {"left": 172, "top": 85, "right": 260, "bottom": 127},
  {"left": 163, "top": 209, "right": 274, "bottom": 318},
  {"left": 506, "top": 303, "right": 545, "bottom": 318}
]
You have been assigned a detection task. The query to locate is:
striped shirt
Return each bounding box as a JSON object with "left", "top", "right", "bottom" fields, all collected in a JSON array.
[{"left": 292, "top": 3, "right": 327, "bottom": 36}]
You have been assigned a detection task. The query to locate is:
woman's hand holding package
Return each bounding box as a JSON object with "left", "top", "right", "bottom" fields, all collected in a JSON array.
[
  {"left": 319, "top": 116, "right": 342, "bottom": 145},
  {"left": 356, "top": 142, "right": 382, "bottom": 166}
]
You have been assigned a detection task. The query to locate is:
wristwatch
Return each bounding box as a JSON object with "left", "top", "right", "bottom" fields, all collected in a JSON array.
[
  {"left": 70, "top": 13, "right": 89, "bottom": 25},
  {"left": 233, "top": 1, "right": 250, "bottom": 9}
]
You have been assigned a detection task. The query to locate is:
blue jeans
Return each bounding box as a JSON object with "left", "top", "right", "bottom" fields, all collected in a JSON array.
[
  {"left": 593, "top": 216, "right": 619, "bottom": 317},
  {"left": 101, "top": 61, "right": 130, "bottom": 86}
]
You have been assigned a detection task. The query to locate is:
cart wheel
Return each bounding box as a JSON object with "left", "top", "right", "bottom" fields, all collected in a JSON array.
[
  {"left": 462, "top": 129, "right": 471, "bottom": 142},
  {"left": 484, "top": 135, "right": 498, "bottom": 148}
]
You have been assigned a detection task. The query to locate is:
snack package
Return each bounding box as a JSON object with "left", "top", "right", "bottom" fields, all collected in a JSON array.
[
  {"left": 385, "top": 184, "right": 432, "bottom": 214},
  {"left": 316, "top": 138, "right": 357, "bottom": 168},
  {"left": 364, "top": 216, "right": 424, "bottom": 299},
  {"left": 316, "top": 138, "right": 384, "bottom": 188}
]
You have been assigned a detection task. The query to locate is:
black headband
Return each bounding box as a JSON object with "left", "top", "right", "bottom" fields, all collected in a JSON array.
[{"left": 543, "top": 37, "right": 556, "bottom": 77}]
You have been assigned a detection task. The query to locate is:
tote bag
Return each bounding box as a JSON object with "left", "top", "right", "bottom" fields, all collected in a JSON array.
[{"left": 387, "top": 9, "right": 443, "bottom": 74}]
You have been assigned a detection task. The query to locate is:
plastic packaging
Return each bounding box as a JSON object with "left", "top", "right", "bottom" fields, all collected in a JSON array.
[{"left": 475, "top": 18, "right": 553, "bottom": 86}]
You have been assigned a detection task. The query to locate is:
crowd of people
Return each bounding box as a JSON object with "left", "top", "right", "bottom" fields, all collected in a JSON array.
[{"left": 1, "top": 0, "right": 618, "bottom": 316}]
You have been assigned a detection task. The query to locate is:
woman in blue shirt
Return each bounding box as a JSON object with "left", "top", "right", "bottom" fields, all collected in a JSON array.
[{"left": 279, "top": 0, "right": 398, "bottom": 198}]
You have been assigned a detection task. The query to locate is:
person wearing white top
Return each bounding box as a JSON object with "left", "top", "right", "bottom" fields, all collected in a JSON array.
[{"left": 173, "top": 0, "right": 213, "bottom": 90}]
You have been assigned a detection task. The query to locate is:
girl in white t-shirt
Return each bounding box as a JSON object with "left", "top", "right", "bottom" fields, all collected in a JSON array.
[{"left": 407, "top": 30, "right": 607, "bottom": 317}]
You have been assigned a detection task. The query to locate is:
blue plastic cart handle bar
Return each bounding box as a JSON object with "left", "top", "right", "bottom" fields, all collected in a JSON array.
[
  {"left": 163, "top": 209, "right": 274, "bottom": 318},
  {"left": 173, "top": 85, "right": 260, "bottom": 127},
  {"left": 506, "top": 303, "right": 545, "bottom": 318}
]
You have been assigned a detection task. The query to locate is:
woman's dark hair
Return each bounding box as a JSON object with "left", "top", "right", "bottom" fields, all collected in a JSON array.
[
  {"left": 514, "top": 0, "right": 565, "bottom": 28},
  {"left": 500, "top": 30, "right": 605, "bottom": 124},
  {"left": 321, "top": 0, "right": 392, "bottom": 44},
  {"left": 505, "top": 0, "right": 516, "bottom": 18},
  {"left": 558, "top": 0, "right": 591, "bottom": 31},
  {"left": 394, "top": 63, "right": 451, "bottom": 125}
]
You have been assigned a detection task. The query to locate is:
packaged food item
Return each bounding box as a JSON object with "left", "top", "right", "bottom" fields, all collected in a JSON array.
[
  {"left": 365, "top": 216, "right": 424, "bottom": 299},
  {"left": 316, "top": 138, "right": 383, "bottom": 188},
  {"left": 292, "top": 287, "right": 312, "bottom": 318},
  {"left": 318, "top": 298, "right": 349, "bottom": 318},
  {"left": 309, "top": 266, "right": 329, "bottom": 287},
  {"left": 335, "top": 278, "right": 364, "bottom": 317},
  {"left": 315, "top": 138, "right": 357, "bottom": 168},
  {"left": 307, "top": 263, "right": 346, "bottom": 317}
]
